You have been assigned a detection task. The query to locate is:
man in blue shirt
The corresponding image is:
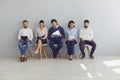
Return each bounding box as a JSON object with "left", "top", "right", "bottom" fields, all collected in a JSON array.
[{"left": 48, "top": 19, "right": 65, "bottom": 58}]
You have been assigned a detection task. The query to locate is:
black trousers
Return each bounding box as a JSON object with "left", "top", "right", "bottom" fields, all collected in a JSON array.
[
  {"left": 79, "top": 40, "right": 96, "bottom": 56},
  {"left": 66, "top": 40, "right": 77, "bottom": 55},
  {"left": 49, "top": 38, "right": 63, "bottom": 58}
]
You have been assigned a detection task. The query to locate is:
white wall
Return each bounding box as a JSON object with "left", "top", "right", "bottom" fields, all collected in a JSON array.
[{"left": 0, "top": 0, "right": 120, "bottom": 56}]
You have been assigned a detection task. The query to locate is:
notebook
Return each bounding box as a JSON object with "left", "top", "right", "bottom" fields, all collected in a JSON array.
[{"left": 21, "top": 36, "right": 28, "bottom": 41}]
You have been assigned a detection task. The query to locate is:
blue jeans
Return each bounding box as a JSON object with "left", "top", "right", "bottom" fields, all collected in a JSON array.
[{"left": 18, "top": 41, "right": 31, "bottom": 56}]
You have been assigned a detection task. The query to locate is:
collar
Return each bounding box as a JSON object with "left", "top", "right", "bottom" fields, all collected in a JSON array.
[
  {"left": 56, "top": 25, "right": 58, "bottom": 28},
  {"left": 53, "top": 25, "right": 59, "bottom": 29}
]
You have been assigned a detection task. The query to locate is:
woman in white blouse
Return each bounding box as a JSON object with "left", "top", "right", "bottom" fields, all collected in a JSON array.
[{"left": 34, "top": 20, "right": 48, "bottom": 56}]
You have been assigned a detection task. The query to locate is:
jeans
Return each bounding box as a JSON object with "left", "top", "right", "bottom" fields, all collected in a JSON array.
[{"left": 18, "top": 40, "right": 31, "bottom": 56}]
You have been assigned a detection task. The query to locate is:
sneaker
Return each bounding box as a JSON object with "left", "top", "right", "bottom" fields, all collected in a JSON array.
[{"left": 80, "top": 55, "right": 85, "bottom": 59}]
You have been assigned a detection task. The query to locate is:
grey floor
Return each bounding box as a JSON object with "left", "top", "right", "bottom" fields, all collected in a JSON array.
[{"left": 0, "top": 56, "right": 120, "bottom": 80}]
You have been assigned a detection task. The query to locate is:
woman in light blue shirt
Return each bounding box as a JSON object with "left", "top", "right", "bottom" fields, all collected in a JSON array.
[{"left": 65, "top": 20, "right": 78, "bottom": 60}]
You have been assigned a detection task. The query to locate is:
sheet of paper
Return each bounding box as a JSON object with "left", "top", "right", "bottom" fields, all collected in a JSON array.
[{"left": 52, "top": 30, "right": 60, "bottom": 36}]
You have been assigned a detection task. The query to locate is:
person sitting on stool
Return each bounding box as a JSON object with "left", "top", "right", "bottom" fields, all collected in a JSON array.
[
  {"left": 79, "top": 20, "right": 96, "bottom": 59},
  {"left": 34, "top": 20, "right": 48, "bottom": 58},
  {"left": 65, "top": 20, "right": 78, "bottom": 60},
  {"left": 18, "top": 20, "right": 33, "bottom": 62},
  {"left": 48, "top": 19, "right": 65, "bottom": 58}
]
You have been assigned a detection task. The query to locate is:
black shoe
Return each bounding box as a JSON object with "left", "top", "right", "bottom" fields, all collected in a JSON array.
[
  {"left": 80, "top": 55, "right": 85, "bottom": 59},
  {"left": 89, "top": 55, "right": 94, "bottom": 59}
]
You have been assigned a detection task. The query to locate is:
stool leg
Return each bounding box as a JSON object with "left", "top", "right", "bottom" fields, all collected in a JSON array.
[
  {"left": 65, "top": 51, "right": 68, "bottom": 58},
  {"left": 34, "top": 54, "right": 38, "bottom": 58},
  {"left": 74, "top": 52, "right": 77, "bottom": 59},
  {"left": 42, "top": 47, "right": 48, "bottom": 59},
  {"left": 28, "top": 50, "right": 32, "bottom": 58},
  {"left": 79, "top": 53, "right": 82, "bottom": 57},
  {"left": 87, "top": 46, "right": 91, "bottom": 56},
  {"left": 39, "top": 52, "right": 42, "bottom": 60},
  {"left": 58, "top": 51, "right": 62, "bottom": 58},
  {"left": 50, "top": 51, "right": 53, "bottom": 58}
]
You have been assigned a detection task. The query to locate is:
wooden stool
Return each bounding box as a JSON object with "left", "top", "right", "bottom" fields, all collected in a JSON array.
[
  {"left": 34, "top": 44, "right": 48, "bottom": 59},
  {"left": 27, "top": 49, "right": 32, "bottom": 58},
  {"left": 79, "top": 46, "right": 91, "bottom": 57}
]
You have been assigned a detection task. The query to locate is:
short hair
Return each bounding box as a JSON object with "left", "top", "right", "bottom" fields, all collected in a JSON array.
[
  {"left": 39, "top": 20, "right": 44, "bottom": 24},
  {"left": 51, "top": 19, "right": 58, "bottom": 24},
  {"left": 23, "top": 20, "right": 28, "bottom": 23},
  {"left": 68, "top": 20, "right": 75, "bottom": 28},
  {"left": 84, "top": 20, "right": 89, "bottom": 23}
]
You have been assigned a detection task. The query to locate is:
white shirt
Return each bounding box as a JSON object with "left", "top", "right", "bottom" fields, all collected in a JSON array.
[
  {"left": 79, "top": 27, "right": 94, "bottom": 41},
  {"left": 18, "top": 27, "right": 33, "bottom": 41},
  {"left": 35, "top": 27, "right": 48, "bottom": 39}
]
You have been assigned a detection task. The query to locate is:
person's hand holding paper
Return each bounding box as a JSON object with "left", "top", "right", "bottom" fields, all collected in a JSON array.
[{"left": 52, "top": 30, "right": 61, "bottom": 37}]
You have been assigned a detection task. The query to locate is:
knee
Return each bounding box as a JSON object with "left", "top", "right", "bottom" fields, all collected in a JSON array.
[
  {"left": 92, "top": 41, "right": 97, "bottom": 48},
  {"left": 79, "top": 41, "right": 83, "bottom": 47},
  {"left": 38, "top": 40, "right": 42, "bottom": 46},
  {"left": 38, "top": 40, "right": 42, "bottom": 44},
  {"left": 18, "top": 42, "right": 22, "bottom": 47},
  {"left": 26, "top": 42, "right": 31, "bottom": 47}
]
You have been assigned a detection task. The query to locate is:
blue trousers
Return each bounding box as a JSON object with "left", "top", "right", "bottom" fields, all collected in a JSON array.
[
  {"left": 18, "top": 41, "right": 31, "bottom": 56},
  {"left": 49, "top": 39, "right": 63, "bottom": 58},
  {"left": 66, "top": 40, "right": 77, "bottom": 55}
]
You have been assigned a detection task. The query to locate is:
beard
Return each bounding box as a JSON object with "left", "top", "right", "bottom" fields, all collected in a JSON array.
[
  {"left": 84, "top": 26, "right": 88, "bottom": 28},
  {"left": 24, "top": 26, "right": 28, "bottom": 28}
]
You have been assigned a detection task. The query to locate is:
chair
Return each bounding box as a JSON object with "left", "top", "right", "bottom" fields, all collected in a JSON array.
[
  {"left": 34, "top": 44, "right": 48, "bottom": 59},
  {"left": 79, "top": 45, "right": 91, "bottom": 57}
]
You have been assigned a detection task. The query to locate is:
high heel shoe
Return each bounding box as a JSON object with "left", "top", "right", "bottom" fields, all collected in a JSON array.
[{"left": 34, "top": 51, "right": 39, "bottom": 54}]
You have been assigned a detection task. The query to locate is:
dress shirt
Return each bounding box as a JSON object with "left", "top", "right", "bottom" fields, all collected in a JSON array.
[
  {"left": 18, "top": 27, "right": 33, "bottom": 41},
  {"left": 35, "top": 27, "right": 48, "bottom": 39},
  {"left": 79, "top": 27, "right": 94, "bottom": 41}
]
